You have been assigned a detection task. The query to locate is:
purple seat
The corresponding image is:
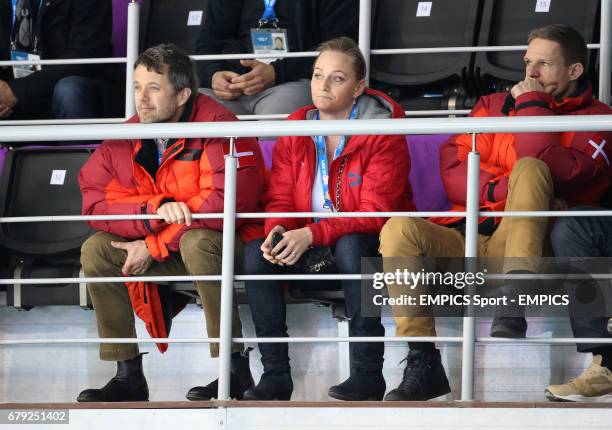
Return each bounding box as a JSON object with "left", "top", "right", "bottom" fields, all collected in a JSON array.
[
  {"left": 0, "top": 147, "right": 7, "bottom": 180},
  {"left": 257, "top": 135, "right": 451, "bottom": 212}
]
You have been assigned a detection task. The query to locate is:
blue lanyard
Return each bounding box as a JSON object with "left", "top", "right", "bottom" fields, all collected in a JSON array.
[
  {"left": 11, "top": 0, "right": 18, "bottom": 28},
  {"left": 314, "top": 103, "right": 358, "bottom": 211},
  {"left": 260, "top": 0, "right": 277, "bottom": 23}
]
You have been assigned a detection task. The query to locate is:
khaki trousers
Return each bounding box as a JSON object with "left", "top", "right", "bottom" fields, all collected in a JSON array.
[
  {"left": 379, "top": 157, "right": 554, "bottom": 337},
  {"left": 81, "top": 229, "right": 244, "bottom": 361}
]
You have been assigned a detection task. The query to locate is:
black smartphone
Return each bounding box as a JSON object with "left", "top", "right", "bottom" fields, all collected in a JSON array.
[{"left": 270, "top": 231, "right": 285, "bottom": 253}]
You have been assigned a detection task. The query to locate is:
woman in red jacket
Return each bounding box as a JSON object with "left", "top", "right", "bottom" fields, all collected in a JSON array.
[{"left": 243, "top": 37, "right": 415, "bottom": 401}]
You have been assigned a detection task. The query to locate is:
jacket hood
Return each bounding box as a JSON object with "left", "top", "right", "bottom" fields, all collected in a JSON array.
[{"left": 291, "top": 87, "right": 405, "bottom": 121}]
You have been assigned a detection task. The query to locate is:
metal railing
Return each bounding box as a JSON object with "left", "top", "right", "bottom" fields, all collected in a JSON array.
[
  {"left": 0, "top": 0, "right": 609, "bottom": 122},
  {"left": 2, "top": 115, "right": 612, "bottom": 402}
]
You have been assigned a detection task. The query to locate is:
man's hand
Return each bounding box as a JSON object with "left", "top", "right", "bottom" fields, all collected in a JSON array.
[
  {"left": 229, "top": 60, "right": 276, "bottom": 96},
  {"left": 511, "top": 77, "right": 556, "bottom": 99},
  {"left": 111, "top": 240, "right": 154, "bottom": 275},
  {"left": 272, "top": 227, "right": 313, "bottom": 266},
  {"left": 212, "top": 71, "right": 242, "bottom": 100},
  {"left": 157, "top": 202, "right": 192, "bottom": 226},
  {"left": 261, "top": 225, "right": 286, "bottom": 264},
  {"left": 0, "top": 80, "right": 17, "bottom": 118}
]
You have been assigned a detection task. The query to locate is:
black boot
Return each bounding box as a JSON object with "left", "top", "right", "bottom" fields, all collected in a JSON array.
[
  {"left": 490, "top": 272, "right": 531, "bottom": 338},
  {"left": 186, "top": 349, "right": 255, "bottom": 401},
  {"left": 242, "top": 370, "right": 293, "bottom": 400},
  {"left": 77, "top": 353, "right": 149, "bottom": 402},
  {"left": 328, "top": 368, "right": 386, "bottom": 401},
  {"left": 384, "top": 349, "right": 450, "bottom": 401}
]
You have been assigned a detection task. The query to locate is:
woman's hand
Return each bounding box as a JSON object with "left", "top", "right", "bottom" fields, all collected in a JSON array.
[
  {"left": 272, "top": 227, "right": 314, "bottom": 266},
  {"left": 261, "top": 225, "right": 286, "bottom": 263}
]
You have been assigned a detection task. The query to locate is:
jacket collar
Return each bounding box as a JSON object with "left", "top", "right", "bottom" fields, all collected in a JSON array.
[{"left": 134, "top": 98, "right": 194, "bottom": 180}]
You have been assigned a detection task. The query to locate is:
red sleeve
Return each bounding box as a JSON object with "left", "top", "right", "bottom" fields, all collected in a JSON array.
[
  {"left": 514, "top": 91, "right": 612, "bottom": 188},
  {"left": 264, "top": 136, "right": 303, "bottom": 236},
  {"left": 78, "top": 143, "right": 168, "bottom": 239},
  {"left": 145, "top": 135, "right": 265, "bottom": 261},
  {"left": 307, "top": 134, "right": 414, "bottom": 246},
  {"left": 440, "top": 96, "right": 509, "bottom": 206}
]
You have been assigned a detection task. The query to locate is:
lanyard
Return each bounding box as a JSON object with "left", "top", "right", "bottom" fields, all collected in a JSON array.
[
  {"left": 11, "top": 0, "right": 43, "bottom": 49},
  {"left": 259, "top": 0, "right": 277, "bottom": 25},
  {"left": 313, "top": 103, "right": 358, "bottom": 211}
]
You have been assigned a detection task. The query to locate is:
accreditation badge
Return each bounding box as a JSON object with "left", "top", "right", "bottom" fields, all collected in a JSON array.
[
  {"left": 11, "top": 50, "right": 41, "bottom": 78},
  {"left": 250, "top": 27, "right": 288, "bottom": 64}
]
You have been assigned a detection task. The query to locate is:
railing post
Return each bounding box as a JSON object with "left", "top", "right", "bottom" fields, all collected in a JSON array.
[
  {"left": 125, "top": 0, "right": 140, "bottom": 118},
  {"left": 600, "top": 0, "right": 611, "bottom": 104},
  {"left": 217, "top": 137, "right": 238, "bottom": 400},
  {"left": 461, "top": 133, "right": 479, "bottom": 401},
  {"left": 358, "top": 0, "right": 372, "bottom": 85}
]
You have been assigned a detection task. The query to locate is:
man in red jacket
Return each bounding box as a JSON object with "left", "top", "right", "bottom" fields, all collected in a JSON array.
[
  {"left": 76, "top": 44, "right": 265, "bottom": 402},
  {"left": 379, "top": 24, "right": 612, "bottom": 401}
]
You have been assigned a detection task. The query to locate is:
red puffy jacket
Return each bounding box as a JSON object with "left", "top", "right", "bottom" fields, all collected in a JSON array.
[
  {"left": 79, "top": 94, "right": 266, "bottom": 352},
  {"left": 436, "top": 80, "right": 612, "bottom": 226},
  {"left": 265, "top": 88, "right": 415, "bottom": 245}
]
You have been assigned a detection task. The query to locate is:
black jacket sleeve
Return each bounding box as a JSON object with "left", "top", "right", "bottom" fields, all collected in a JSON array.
[
  {"left": 195, "top": 0, "right": 245, "bottom": 88},
  {"left": 7, "top": 0, "right": 114, "bottom": 117},
  {"left": 271, "top": 0, "right": 359, "bottom": 84}
]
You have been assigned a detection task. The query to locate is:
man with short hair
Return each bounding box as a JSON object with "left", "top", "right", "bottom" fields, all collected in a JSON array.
[
  {"left": 77, "top": 44, "right": 265, "bottom": 402},
  {"left": 379, "top": 24, "right": 612, "bottom": 401}
]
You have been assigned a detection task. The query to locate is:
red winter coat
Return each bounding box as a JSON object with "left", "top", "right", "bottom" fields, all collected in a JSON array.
[
  {"left": 436, "top": 80, "right": 612, "bottom": 226},
  {"left": 79, "top": 94, "right": 266, "bottom": 352},
  {"left": 264, "top": 88, "right": 415, "bottom": 245}
]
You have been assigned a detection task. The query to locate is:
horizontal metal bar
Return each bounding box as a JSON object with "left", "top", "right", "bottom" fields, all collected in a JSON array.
[
  {"left": 0, "top": 57, "right": 127, "bottom": 66},
  {"left": 2, "top": 336, "right": 611, "bottom": 346},
  {"left": 190, "top": 51, "right": 319, "bottom": 61},
  {"left": 0, "top": 110, "right": 470, "bottom": 127},
  {"left": 0, "top": 211, "right": 461, "bottom": 224},
  {"left": 2, "top": 115, "right": 611, "bottom": 142},
  {"left": 482, "top": 210, "right": 612, "bottom": 217},
  {"left": 370, "top": 44, "right": 600, "bottom": 55},
  {"left": 4, "top": 209, "right": 612, "bottom": 225},
  {"left": 0, "top": 337, "right": 460, "bottom": 345},
  {"left": 0, "top": 274, "right": 360, "bottom": 285},
  {"left": 0, "top": 118, "right": 126, "bottom": 126},
  {"left": 4, "top": 272, "right": 611, "bottom": 286},
  {"left": 236, "top": 110, "right": 471, "bottom": 121}
]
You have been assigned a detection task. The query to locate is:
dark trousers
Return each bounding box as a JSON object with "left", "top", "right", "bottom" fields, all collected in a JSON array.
[
  {"left": 51, "top": 76, "right": 122, "bottom": 119},
  {"left": 550, "top": 207, "right": 612, "bottom": 352},
  {"left": 244, "top": 234, "right": 385, "bottom": 373}
]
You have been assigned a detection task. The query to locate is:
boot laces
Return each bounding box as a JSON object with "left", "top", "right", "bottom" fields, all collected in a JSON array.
[{"left": 398, "top": 354, "right": 430, "bottom": 394}]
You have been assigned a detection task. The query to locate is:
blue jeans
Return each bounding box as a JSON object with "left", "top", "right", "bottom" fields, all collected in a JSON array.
[
  {"left": 51, "top": 76, "right": 121, "bottom": 119},
  {"left": 244, "top": 234, "right": 385, "bottom": 373},
  {"left": 551, "top": 207, "right": 612, "bottom": 352}
]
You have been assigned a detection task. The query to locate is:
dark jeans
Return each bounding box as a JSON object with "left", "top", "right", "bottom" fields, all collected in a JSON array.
[
  {"left": 244, "top": 234, "right": 384, "bottom": 373},
  {"left": 51, "top": 76, "right": 121, "bottom": 119},
  {"left": 550, "top": 207, "right": 612, "bottom": 352}
]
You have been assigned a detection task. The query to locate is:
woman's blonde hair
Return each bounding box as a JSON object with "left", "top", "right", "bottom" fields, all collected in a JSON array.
[{"left": 316, "top": 37, "right": 366, "bottom": 81}]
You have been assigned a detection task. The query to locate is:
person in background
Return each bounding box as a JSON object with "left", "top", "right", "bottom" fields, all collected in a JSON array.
[
  {"left": 196, "top": 0, "right": 357, "bottom": 116},
  {"left": 243, "top": 37, "right": 415, "bottom": 401}
]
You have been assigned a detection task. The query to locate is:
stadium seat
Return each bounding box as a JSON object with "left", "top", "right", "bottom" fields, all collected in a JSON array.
[
  {"left": 473, "top": 0, "right": 600, "bottom": 95},
  {"left": 0, "top": 146, "right": 96, "bottom": 309},
  {"left": 139, "top": 0, "right": 209, "bottom": 54},
  {"left": 370, "top": 0, "right": 483, "bottom": 110}
]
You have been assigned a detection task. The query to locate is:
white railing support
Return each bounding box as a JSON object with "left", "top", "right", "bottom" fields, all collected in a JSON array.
[
  {"left": 125, "top": 0, "right": 140, "bottom": 118},
  {"left": 461, "top": 133, "right": 480, "bottom": 401},
  {"left": 601, "top": 0, "right": 612, "bottom": 104},
  {"left": 359, "top": 0, "right": 372, "bottom": 85},
  {"left": 217, "top": 137, "right": 238, "bottom": 400}
]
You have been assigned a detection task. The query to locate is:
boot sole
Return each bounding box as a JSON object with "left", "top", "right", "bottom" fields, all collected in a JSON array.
[
  {"left": 545, "top": 389, "right": 612, "bottom": 403},
  {"left": 384, "top": 385, "right": 451, "bottom": 401},
  {"left": 328, "top": 390, "right": 384, "bottom": 402}
]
